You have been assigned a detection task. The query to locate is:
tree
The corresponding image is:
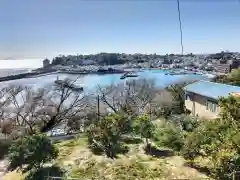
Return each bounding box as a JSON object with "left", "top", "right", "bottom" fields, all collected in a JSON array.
[
  {"left": 51, "top": 56, "right": 65, "bottom": 65},
  {"left": 4, "top": 86, "right": 51, "bottom": 134},
  {"left": 133, "top": 114, "right": 155, "bottom": 148},
  {"left": 7, "top": 133, "right": 58, "bottom": 173},
  {"left": 39, "top": 78, "right": 89, "bottom": 133},
  {"left": 0, "top": 78, "right": 90, "bottom": 134},
  {"left": 87, "top": 113, "right": 130, "bottom": 158},
  {"left": 97, "top": 78, "right": 173, "bottom": 118}
]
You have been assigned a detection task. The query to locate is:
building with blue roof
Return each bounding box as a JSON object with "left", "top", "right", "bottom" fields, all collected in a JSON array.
[{"left": 184, "top": 80, "right": 240, "bottom": 119}]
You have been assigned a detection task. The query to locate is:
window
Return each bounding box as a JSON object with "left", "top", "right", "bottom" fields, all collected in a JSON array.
[{"left": 206, "top": 101, "right": 217, "bottom": 112}]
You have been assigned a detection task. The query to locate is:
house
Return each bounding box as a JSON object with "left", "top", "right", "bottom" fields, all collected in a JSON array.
[{"left": 184, "top": 81, "right": 240, "bottom": 119}]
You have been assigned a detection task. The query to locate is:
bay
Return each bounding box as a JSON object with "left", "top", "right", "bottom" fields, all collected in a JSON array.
[{"left": 0, "top": 69, "right": 208, "bottom": 90}]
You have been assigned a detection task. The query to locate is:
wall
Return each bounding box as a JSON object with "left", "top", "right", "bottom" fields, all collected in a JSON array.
[{"left": 185, "top": 93, "right": 220, "bottom": 119}]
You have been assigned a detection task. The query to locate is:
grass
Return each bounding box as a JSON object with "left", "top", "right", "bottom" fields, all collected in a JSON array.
[
  {"left": 2, "top": 170, "right": 23, "bottom": 180},
  {"left": 55, "top": 136, "right": 211, "bottom": 180},
  {"left": 55, "top": 135, "right": 87, "bottom": 161},
  {"left": 2, "top": 135, "right": 212, "bottom": 180},
  {"left": 70, "top": 158, "right": 164, "bottom": 180}
]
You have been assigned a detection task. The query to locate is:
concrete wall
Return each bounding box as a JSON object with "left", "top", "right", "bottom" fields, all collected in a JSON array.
[{"left": 185, "top": 93, "right": 220, "bottom": 119}]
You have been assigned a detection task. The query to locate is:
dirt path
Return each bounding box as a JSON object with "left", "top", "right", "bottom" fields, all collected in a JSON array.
[{"left": 0, "top": 160, "right": 8, "bottom": 179}]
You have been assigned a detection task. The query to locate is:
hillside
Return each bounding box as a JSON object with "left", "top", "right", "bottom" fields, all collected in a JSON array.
[{"left": 3, "top": 135, "right": 212, "bottom": 180}]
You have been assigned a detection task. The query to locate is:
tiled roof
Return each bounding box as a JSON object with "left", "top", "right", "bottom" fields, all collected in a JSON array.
[{"left": 184, "top": 80, "right": 240, "bottom": 100}]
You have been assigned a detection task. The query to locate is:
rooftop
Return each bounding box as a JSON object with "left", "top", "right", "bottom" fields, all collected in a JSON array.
[{"left": 184, "top": 80, "right": 240, "bottom": 100}]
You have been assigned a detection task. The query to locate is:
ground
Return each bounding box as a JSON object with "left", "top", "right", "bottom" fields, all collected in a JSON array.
[{"left": 2, "top": 135, "right": 212, "bottom": 180}]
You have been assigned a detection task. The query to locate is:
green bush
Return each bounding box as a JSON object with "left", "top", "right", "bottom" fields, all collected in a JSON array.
[
  {"left": 132, "top": 114, "right": 155, "bottom": 147},
  {"left": 87, "top": 113, "right": 130, "bottom": 158},
  {"left": 8, "top": 133, "right": 59, "bottom": 172},
  {"left": 182, "top": 119, "right": 240, "bottom": 179},
  {"left": 179, "top": 116, "right": 199, "bottom": 132},
  {"left": 153, "top": 121, "right": 184, "bottom": 151}
]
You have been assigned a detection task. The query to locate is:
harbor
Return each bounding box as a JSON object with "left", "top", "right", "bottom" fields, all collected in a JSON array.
[{"left": 0, "top": 69, "right": 210, "bottom": 91}]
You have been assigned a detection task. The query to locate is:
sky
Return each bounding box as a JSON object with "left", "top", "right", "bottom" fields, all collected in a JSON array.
[{"left": 0, "top": 0, "right": 240, "bottom": 60}]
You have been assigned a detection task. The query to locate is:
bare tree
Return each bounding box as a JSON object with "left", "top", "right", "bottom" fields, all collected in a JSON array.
[
  {"left": 39, "top": 78, "right": 90, "bottom": 132},
  {"left": 0, "top": 78, "right": 90, "bottom": 134},
  {"left": 96, "top": 78, "right": 174, "bottom": 118},
  {"left": 2, "top": 86, "right": 51, "bottom": 134}
]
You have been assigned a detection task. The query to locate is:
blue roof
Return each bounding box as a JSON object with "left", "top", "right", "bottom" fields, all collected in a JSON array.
[{"left": 184, "top": 80, "right": 240, "bottom": 100}]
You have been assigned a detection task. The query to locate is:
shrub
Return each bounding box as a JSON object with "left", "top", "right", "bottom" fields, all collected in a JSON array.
[
  {"left": 181, "top": 120, "right": 224, "bottom": 159},
  {"left": 8, "top": 133, "right": 59, "bottom": 172},
  {"left": 153, "top": 121, "right": 184, "bottom": 151},
  {"left": 179, "top": 116, "right": 199, "bottom": 132},
  {"left": 182, "top": 119, "right": 240, "bottom": 179},
  {"left": 132, "top": 114, "right": 155, "bottom": 147},
  {"left": 87, "top": 113, "right": 130, "bottom": 158}
]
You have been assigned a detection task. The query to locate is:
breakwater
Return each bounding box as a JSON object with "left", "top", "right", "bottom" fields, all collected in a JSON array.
[
  {"left": 0, "top": 68, "right": 125, "bottom": 83},
  {"left": 0, "top": 69, "right": 56, "bottom": 82}
]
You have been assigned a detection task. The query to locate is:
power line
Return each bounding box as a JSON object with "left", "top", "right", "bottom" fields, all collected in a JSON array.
[{"left": 177, "top": 0, "right": 184, "bottom": 56}]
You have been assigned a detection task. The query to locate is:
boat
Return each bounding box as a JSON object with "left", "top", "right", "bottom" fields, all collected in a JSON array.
[
  {"left": 54, "top": 77, "right": 83, "bottom": 92},
  {"left": 120, "top": 72, "right": 138, "bottom": 80}
]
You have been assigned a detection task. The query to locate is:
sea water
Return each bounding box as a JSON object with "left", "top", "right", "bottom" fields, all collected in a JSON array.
[{"left": 0, "top": 69, "right": 208, "bottom": 90}]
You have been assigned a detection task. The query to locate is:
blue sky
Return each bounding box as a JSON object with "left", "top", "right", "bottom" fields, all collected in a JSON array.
[{"left": 0, "top": 0, "right": 240, "bottom": 59}]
